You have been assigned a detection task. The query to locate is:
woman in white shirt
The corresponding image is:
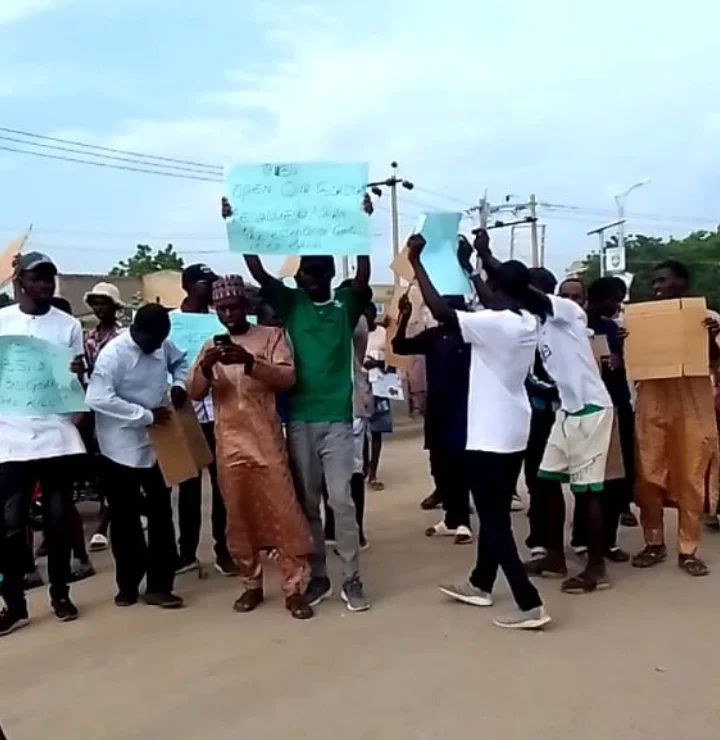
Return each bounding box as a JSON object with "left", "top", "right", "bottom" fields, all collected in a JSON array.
[{"left": 407, "top": 232, "right": 552, "bottom": 631}]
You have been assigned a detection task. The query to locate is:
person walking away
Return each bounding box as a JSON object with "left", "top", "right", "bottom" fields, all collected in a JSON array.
[
  {"left": 408, "top": 231, "right": 552, "bottom": 630},
  {"left": 632, "top": 260, "right": 720, "bottom": 576},
  {"left": 173, "top": 264, "right": 238, "bottom": 578},
  {"left": 222, "top": 195, "right": 373, "bottom": 612},
  {"left": 86, "top": 304, "right": 188, "bottom": 608},
  {"left": 392, "top": 292, "right": 473, "bottom": 545},
  {"left": 83, "top": 281, "right": 125, "bottom": 552},
  {"left": 524, "top": 278, "right": 614, "bottom": 594},
  {"left": 365, "top": 313, "right": 392, "bottom": 490},
  {"left": 0, "top": 253, "right": 86, "bottom": 636},
  {"left": 187, "top": 276, "right": 314, "bottom": 619}
]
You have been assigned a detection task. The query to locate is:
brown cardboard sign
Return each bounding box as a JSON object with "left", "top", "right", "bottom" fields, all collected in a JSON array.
[
  {"left": 148, "top": 400, "right": 213, "bottom": 486},
  {"left": 625, "top": 298, "right": 709, "bottom": 381},
  {"left": 389, "top": 247, "right": 415, "bottom": 283}
]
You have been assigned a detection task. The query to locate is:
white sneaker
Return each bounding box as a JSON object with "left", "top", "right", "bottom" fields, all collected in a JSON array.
[
  {"left": 572, "top": 546, "right": 588, "bottom": 556},
  {"left": 529, "top": 547, "right": 548, "bottom": 560},
  {"left": 425, "top": 521, "right": 457, "bottom": 537},
  {"left": 89, "top": 533, "right": 109, "bottom": 552},
  {"left": 454, "top": 525, "right": 473, "bottom": 545},
  {"left": 493, "top": 606, "right": 551, "bottom": 630},
  {"left": 438, "top": 581, "right": 493, "bottom": 607},
  {"left": 511, "top": 494, "right": 524, "bottom": 512}
]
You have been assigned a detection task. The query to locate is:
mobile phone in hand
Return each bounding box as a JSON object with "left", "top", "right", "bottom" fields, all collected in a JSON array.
[{"left": 213, "top": 334, "right": 231, "bottom": 347}]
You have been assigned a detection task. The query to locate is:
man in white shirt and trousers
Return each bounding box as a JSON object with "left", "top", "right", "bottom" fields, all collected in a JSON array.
[
  {"left": 86, "top": 304, "right": 189, "bottom": 609},
  {"left": 0, "top": 253, "right": 86, "bottom": 636}
]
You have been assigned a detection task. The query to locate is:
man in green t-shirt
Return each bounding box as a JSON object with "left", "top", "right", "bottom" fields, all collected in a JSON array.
[{"left": 222, "top": 196, "right": 372, "bottom": 613}]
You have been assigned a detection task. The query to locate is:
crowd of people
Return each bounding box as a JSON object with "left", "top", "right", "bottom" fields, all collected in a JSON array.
[{"left": 1, "top": 197, "right": 719, "bottom": 637}]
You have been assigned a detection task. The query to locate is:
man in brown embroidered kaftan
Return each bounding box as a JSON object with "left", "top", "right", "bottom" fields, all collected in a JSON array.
[{"left": 187, "top": 275, "right": 314, "bottom": 619}]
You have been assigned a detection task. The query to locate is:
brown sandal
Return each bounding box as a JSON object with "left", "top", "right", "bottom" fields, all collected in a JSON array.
[
  {"left": 233, "top": 589, "right": 264, "bottom": 613},
  {"left": 678, "top": 554, "right": 709, "bottom": 577},
  {"left": 631, "top": 545, "right": 667, "bottom": 568},
  {"left": 285, "top": 594, "right": 314, "bottom": 620}
]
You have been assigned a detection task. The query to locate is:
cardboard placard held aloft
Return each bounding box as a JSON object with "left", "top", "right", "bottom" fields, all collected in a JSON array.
[
  {"left": 148, "top": 400, "right": 214, "bottom": 486},
  {"left": 625, "top": 298, "right": 709, "bottom": 381}
]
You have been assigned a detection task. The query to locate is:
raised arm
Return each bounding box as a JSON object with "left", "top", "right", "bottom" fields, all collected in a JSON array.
[
  {"left": 391, "top": 293, "right": 429, "bottom": 355},
  {"left": 406, "top": 235, "right": 460, "bottom": 333},
  {"left": 351, "top": 193, "right": 374, "bottom": 294},
  {"left": 221, "top": 196, "right": 281, "bottom": 290}
]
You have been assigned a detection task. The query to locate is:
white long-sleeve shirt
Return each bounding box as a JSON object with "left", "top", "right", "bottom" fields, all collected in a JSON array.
[{"left": 86, "top": 330, "right": 188, "bottom": 469}]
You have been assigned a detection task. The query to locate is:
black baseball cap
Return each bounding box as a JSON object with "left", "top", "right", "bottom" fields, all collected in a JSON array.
[
  {"left": 16, "top": 251, "right": 56, "bottom": 274},
  {"left": 181, "top": 263, "right": 219, "bottom": 289}
]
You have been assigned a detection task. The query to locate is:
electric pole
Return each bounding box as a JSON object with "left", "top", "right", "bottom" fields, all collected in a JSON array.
[
  {"left": 529, "top": 193, "right": 539, "bottom": 268},
  {"left": 367, "top": 162, "right": 415, "bottom": 287}
]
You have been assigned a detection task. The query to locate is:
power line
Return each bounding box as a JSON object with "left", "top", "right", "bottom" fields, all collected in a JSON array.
[
  {"left": 0, "top": 135, "right": 225, "bottom": 177},
  {"left": 0, "top": 126, "right": 223, "bottom": 172},
  {"left": 0, "top": 145, "right": 222, "bottom": 183}
]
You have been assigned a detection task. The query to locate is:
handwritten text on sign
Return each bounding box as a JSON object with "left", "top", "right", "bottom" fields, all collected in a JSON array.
[
  {"left": 225, "top": 162, "right": 370, "bottom": 256},
  {"left": 0, "top": 334, "right": 87, "bottom": 416}
]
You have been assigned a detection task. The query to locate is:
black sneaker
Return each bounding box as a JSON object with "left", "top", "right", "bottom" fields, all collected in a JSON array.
[
  {"left": 114, "top": 591, "right": 138, "bottom": 607},
  {"left": 143, "top": 591, "right": 185, "bottom": 609},
  {"left": 214, "top": 553, "right": 241, "bottom": 577},
  {"left": 52, "top": 598, "right": 79, "bottom": 623},
  {"left": 304, "top": 576, "right": 332, "bottom": 607},
  {"left": 0, "top": 608, "right": 30, "bottom": 637}
]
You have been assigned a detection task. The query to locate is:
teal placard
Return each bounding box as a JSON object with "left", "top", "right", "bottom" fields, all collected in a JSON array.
[
  {"left": 418, "top": 212, "right": 471, "bottom": 297},
  {"left": 0, "top": 334, "right": 87, "bottom": 416},
  {"left": 225, "top": 162, "right": 370, "bottom": 256},
  {"left": 169, "top": 312, "right": 256, "bottom": 361},
  {"left": 169, "top": 312, "right": 225, "bottom": 361}
]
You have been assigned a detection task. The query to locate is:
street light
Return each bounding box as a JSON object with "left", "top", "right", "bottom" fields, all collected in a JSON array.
[{"left": 614, "top": 178, "right": 650, "bottom": 270}]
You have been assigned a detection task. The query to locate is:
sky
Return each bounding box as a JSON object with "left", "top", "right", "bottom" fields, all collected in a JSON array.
[{"left": 1, "top": 0, "right": 720, "bottom": 282}]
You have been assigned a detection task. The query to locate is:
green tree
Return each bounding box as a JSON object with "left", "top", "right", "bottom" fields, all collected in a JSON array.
[
  {"left": 579, "top": 227, "right": 720, "bottom": 309},
  {"left": 109, "top": 244, "right": 184, "bottom": 278}
]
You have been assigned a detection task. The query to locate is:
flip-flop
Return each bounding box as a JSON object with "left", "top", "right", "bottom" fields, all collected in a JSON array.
[
  {"left": 369, "top": 480, "right": 385, "bottom": 491},
  {"left": 632, "top": 545, "right": 667, "bottom": 568}
]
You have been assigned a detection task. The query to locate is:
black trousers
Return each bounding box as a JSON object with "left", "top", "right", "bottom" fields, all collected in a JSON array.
[
  {"left": 105, "top": 459, "right": 177, "bottom": 596},
  {"left": 177, "top": 422, "right": 229, "bottom": 561},
  {"left": 524, "top": 407, "right": 556, "bottom": 550},
  {"left": 466, "top": 450, "right": 543, "bottom": 612},
  {"left": 429, "top": 447, "right": 470, "bottom": 529},
  {"left": 0, "top": 457, "right": 75, "bottom": 614}
]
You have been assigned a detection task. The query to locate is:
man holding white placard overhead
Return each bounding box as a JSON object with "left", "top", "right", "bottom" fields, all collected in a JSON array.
[
  {"left": 221, "top": 181, "right": 373, "bottom": 613},
  {"left": 0, "top": 252, "right": 87, "bottom": 636}
]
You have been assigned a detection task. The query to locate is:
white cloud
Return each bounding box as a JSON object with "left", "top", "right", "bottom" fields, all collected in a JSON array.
[
  {"left": 36, "top": 0, "right": 720, "bottom": 275},
  {"left": 0, "top": 0, "right": 70, "bottom": 25}
]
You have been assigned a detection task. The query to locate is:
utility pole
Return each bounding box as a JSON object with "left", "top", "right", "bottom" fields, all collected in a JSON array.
[
  {"left": 614, "top": 178, "right": 650, "bottom": 275},
  {"left": 367, "top": 162, "right": 414, "bottom": 287},
  {"left": 587, "top": 219, "right": 626, "bottom": 276},
  {"left": 529, "top": 193, "right": 539, "bottom": 268}
]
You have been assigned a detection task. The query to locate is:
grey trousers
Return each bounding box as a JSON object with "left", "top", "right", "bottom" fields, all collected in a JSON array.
[{"left": 287, "top": 421, "right": 360, "bottom": 583}]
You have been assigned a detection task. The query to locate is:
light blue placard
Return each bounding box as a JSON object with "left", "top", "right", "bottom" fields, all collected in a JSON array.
[
  {"left": 170, "top": 312, "right": 257, "bottom": 361},
  {"left": 418, "top": 212, "right": 471, "bottom": 297},
  {"left": 170, "top": 312, "right": 225, "bottom": 361},
  {"left": 225, "top": 162, "right": 371, "bottom": 256},
  {"left": 0, "top": 334, "right": 87, "bottom": 416}
]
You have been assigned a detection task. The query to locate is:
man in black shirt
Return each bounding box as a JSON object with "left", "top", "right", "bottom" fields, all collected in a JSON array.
[{"left": 392, "top": 293, "right": 472, "bottom": 544}]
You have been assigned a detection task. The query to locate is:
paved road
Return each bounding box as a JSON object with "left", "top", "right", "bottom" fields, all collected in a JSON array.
[{"left": 3, "top": 424, "right": 720, "bottom": 739}]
